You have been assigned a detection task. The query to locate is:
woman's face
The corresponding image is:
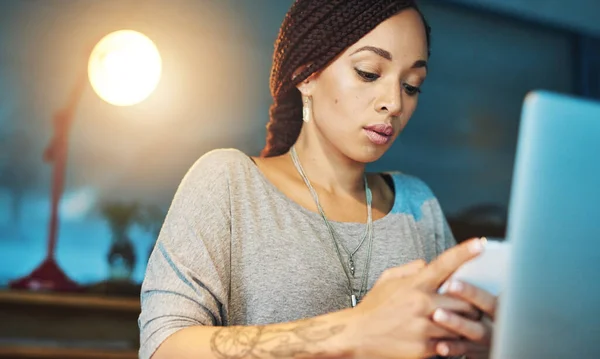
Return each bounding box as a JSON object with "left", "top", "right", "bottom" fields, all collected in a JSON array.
[{"left": 299, "top": 8, "right": 429, "bottom": 163}]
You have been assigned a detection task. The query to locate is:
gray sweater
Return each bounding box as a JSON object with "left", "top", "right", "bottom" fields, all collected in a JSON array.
[{"left": 138, "top": 148, "right": 457, "bottom": 359}]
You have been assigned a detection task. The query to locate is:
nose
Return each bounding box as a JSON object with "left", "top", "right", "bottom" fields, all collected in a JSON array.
[{"left": 375, "top": 81, "right": 402, "bottom": 117}]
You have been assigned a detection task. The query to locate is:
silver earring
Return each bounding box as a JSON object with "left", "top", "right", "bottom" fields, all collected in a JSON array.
[{"left": 302, "top": 96, "right": 311, "bottom": 123}]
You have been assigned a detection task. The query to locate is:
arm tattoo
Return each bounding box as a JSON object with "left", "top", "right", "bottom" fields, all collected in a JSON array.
[{"left": 210, "top": 319, "right": 346, "bottom": 359}]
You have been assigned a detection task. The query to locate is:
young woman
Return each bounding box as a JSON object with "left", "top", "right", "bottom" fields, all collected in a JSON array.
[{"left": 139, "top": 1, "right": 498, "bottom": 358}]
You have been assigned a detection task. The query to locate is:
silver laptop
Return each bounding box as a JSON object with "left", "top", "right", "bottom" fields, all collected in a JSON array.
[{"left": 491, "top": 91, "right": 600, "bottom": 358}]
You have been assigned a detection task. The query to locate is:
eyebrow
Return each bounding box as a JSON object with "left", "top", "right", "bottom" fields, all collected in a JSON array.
[
  {"left": 412, "top": 60, "right": 428, "bottom": 70},
  {"left": 352, "top": 46, "right": 392, "bottom": 60},
  {"left": 351, "top": 45, "right": 428, "bottom": 70}
]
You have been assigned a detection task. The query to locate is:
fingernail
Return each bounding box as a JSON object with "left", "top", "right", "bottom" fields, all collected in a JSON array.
[
  {"left": 449, "top": 280, "right": 463, "bottom": 293},
  {"left": 433, "top": 308, "right": 448, "bottom": 323},
  {"left": 468, "top": 238, "right": 485, "bottom": 254},
  {"left": 437, "top": 342, "right": 450, "bottom": 356},
  {"left": 439, "top": 282, "right": 449, "bottom": 293}
]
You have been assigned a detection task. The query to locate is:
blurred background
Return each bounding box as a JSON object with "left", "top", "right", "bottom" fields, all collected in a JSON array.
[{"left": 0, "top": 0, "right": 598, "bottom": 357}]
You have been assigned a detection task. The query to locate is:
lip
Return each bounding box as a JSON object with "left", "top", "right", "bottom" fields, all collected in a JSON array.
[
  {"left": 364, "top": 123, "right": 393, "bottom": 136},
  {"left": 364, "top": 129, "right": 391, "bottom": 145},
  {"left": 363, "top": 124, "right": 393, "bottom": 145}
]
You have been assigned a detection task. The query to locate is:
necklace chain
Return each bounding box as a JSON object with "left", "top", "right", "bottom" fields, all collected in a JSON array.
[{"left": 290, "top": 146, "right": 375, "bottom": 307}]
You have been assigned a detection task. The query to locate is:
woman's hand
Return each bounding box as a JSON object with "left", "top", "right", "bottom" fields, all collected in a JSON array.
[
  {"left": 349, "top": 238, "right": 485, "bottom": 359},
  {"left": 431, "top": 280, "right": 498, "bottom": 358}
]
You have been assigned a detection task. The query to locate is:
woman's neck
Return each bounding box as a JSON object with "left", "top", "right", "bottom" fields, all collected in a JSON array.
[{"left": 291, "top": 128, "right": 367, "bottom": 197}]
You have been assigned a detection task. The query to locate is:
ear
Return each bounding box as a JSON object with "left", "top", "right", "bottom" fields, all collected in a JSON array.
[{"left": 292, "top": 64, "right": 318, "bottom": 97}]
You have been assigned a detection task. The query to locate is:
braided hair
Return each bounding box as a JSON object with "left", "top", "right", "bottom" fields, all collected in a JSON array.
[{"left": 261, "top": 0, "right": 431, "bottom": 157}]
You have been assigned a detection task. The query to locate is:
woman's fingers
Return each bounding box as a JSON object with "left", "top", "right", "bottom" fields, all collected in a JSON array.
[
  {"left": 416, "top": 238, "right": 484, "bottom": 290},
  {"left": 445, "top": 280, "right": 498, "bottom": 320},
  {"left": 383, "top": 259, "right": 427, "bottom": 280},
  {"left": 416, "top": 319, "right": 462, "bottom": 340},
  {"left": 431, "top": 308, "right": 492, "bottom": 345},
  {"left": 433, "top": 282, "right": 497, "bottom": 358},
  {"left": 435, "top": 340, "right": 469, "bottom": 357},
  {"left": 436, "top": 341, "right": 490, "bottom": 358},
  {"left": 431, "top": 294, "right": 480, "bottom": 320}
]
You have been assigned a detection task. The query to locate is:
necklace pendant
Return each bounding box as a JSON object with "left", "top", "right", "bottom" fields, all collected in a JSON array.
[
  {"left": 351, "top": 294, "right": 357, "bottom": 308},
  {"left": 349, "top": 258, "right": 355, "bottom": 277}
]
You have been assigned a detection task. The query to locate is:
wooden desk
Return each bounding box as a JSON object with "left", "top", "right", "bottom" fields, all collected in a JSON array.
[
  {"left": 0, "top": 347, "right": 137, "bottom": 359},
  {"left": 0, "top": 290, "right": 139, "bottom": 359}
]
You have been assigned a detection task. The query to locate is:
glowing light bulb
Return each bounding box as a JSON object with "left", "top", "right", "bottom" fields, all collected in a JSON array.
[{"left": 88, "top": 30, "right": 162, "bottom": 106}]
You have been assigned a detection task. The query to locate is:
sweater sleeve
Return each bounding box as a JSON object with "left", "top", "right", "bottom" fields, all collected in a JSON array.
[{"left": 138, "top": 149, "right": 237, "bottom": 359}]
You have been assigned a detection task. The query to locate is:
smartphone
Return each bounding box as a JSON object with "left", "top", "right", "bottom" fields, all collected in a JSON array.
[{"left": 439, "top": 238, "right": 511, "bottom": 296}]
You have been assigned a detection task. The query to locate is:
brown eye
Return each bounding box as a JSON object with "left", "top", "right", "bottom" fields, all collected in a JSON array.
[
  {"left": 403, "top": 83, "right": 421, "bottom": 96},
  {"left": 355, "top": 68, "right": 380, "bottom": 82}
]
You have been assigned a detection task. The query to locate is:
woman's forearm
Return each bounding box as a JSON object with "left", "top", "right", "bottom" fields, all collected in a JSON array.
[{"left": 151, "top": 308, "right": 357, "bottom": 359}]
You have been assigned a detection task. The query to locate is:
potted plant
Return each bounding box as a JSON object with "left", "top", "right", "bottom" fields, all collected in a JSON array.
[{"left": 100, "top": 202, "right": 139, "bottom": 283}]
